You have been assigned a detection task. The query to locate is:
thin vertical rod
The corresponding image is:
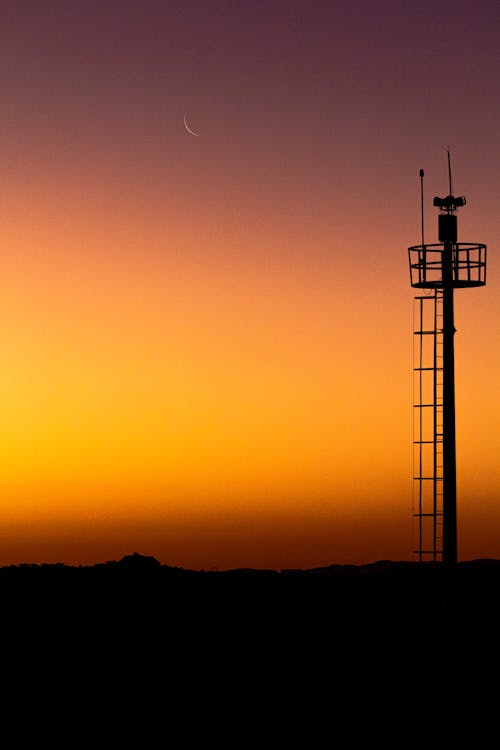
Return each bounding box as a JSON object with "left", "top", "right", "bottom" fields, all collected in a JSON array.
[
  {"left": 433, "top": 290, "right": 438, "bottom": 561},
  {"left": 442, "top": 242, "right": 457, "bottom": 564},
  {"left": 418, "top": 297, "right": 423, "bottom": 562},
  {"left": 447, "top": 148, "right": 453, "bottom": 195},
  {"left": 419, "top": 169, "right": 425, "bottom": 246}
]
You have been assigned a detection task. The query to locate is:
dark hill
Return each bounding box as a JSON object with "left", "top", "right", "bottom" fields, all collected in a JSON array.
[
  {"left": 2, "top": 554, "right": 497, "bottom": 745},
  {"left": 1, "top": 554, "right": 500, "bottom": 623}
]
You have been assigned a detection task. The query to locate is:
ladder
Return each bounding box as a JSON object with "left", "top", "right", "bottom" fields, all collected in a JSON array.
[{"left": 413, "top": 291, "right": 444, "bottom": 561}]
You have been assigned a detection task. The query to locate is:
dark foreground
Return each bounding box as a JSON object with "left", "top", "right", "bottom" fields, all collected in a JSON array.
[
  {"left": 3, "top": 552, "right": 500, "bottom": 620},
  {"left": 2, "top": 554, "right": 498, "bottom": 744}
]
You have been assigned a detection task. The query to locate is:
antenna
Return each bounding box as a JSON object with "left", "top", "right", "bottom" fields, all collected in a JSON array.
[
  {"left": 419, "top": 169, "right": 425, "bottom": 246},
  {"left": 432, "top": 149, "right": 466, "bottom": 215},
  {"left": 408, "top": 159, "right": 487, "bottom": 564},
  {"left": 447, "top": 147, "right": 453, "bottom": 195}
]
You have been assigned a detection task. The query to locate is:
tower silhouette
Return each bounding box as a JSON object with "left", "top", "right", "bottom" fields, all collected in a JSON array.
[{"left": 408, "top": 157, "right": 486, "bottom": 563}]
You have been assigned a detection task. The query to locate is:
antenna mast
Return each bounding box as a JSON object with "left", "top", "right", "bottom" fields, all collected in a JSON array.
[
  {"left": 419, "top": 169, "right": 425, "bottom": 246},
  {"left": 408, "top": 156, "right": 486, "bottom": 563},
  {"left": 447, "top": 147, "right": 453, "bottom": 196}
]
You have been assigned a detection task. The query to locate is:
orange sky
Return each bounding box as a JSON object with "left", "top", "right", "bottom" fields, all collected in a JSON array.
[{"left": 0, "top": 1, "right": 498, "bottom": 567}]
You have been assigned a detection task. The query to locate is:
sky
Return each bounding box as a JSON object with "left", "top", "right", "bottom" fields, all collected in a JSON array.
[{"left": 0, "top": 0, "right": 498, "bottom": 568}]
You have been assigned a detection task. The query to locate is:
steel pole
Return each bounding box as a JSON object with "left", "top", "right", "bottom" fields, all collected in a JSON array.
[{"left": 442, "top": 241, "right": 457, "bottom": 564}]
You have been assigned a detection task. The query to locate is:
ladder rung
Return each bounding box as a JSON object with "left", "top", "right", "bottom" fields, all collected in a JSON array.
[
  {"left": 413, "top": 550, "right": 443, "bottom": 555},
  {"left": 413, "top": 513, "right": 444, "bottom": 518}
]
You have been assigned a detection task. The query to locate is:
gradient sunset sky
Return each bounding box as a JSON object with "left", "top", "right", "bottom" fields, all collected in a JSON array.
[{"left": 0, "top": 0, "right": 498, "bottom": 567}]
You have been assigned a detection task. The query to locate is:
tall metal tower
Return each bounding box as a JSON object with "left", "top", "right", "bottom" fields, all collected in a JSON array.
[{"left": 408, "top": 158, "right": 486, "bottom": 563}]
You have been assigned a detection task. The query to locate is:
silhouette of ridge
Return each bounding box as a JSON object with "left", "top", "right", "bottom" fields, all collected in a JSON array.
[
  {"left": 2, "top": 553, "right": 496, "bottom": 745},
  {"left": 1, "top": 552, "right": 500, "bottom": 618},
  {"left": 2, "top": 552, "right": 500, "bottom": 576}
]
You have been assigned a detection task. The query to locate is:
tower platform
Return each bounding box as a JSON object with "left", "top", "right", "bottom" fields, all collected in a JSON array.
[{"left": 408, "top": 243, "right": 486, "bottom": 289}]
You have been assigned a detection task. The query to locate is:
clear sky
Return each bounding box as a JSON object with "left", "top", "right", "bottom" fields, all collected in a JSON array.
[{"left": 0, "top": 0, "right": 498, "bottom": 567}]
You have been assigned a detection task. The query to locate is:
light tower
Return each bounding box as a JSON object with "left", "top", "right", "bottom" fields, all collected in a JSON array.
[{"left": 408, "top": 157, "right": 486, "bottom": 563}]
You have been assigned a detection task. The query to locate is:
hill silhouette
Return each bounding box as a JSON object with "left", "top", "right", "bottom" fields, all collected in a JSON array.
[
  {"left": 2, "top": 553, "right": 500, "bottom": 624},
  {"left": 3, "top": 553, "right": 497, "bottom": 744}
]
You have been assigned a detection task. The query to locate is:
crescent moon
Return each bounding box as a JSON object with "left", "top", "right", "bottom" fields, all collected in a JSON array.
[{"left": 183, "top": 114, "right": 200, "bottom": 137}]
